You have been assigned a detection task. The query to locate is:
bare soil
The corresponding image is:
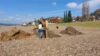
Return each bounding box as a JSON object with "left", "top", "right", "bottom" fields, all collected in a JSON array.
[
  {"left": 0, "top": 28, "right": 32, "bottom": 41},
  {"left": 0, "top": 24, "right": 100, "bottom": 56},
  {"left": 47, "top": 30, "right": 61, "bottom": 38},
  {"left": 60, "top": 26, "right": 82, "bottom": 35}
]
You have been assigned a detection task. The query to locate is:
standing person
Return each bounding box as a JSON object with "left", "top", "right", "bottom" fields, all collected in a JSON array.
[
  {"left": 45, "top": 19, "right": 48, "bottom": 38},
  {"left": 37, "top": 21, "right": 44, "bottom": 39},
  {"left": 40, "top": 18, "right": 45, "bottom": 38},
  {"left": 40, "top": 18, "right": 48, "bottom": 38}
]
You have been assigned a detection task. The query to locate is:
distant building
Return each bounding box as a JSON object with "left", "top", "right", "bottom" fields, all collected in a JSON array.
[
  {"left": 48, "top": 17, "right": 62, "bottom": 23},
  {"left": 22, "top": 23, "right": 27, "bottom": 26},
  {"left": 90, "top": 9, "right": 100, "bottom": 20},
  {"left": 82, "top": 0, "right": 90, "bottom": 21}
]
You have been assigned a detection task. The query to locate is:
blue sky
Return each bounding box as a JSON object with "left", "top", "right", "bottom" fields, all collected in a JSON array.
[{"left": 0, "top": 0, "right": 100, "bottom": 24}]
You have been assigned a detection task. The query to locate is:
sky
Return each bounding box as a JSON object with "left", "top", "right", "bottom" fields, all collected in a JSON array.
[{"left": 0, "top": 0, "right": 100, "bottom": 24}]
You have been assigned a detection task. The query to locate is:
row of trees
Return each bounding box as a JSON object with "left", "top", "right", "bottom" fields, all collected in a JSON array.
[{"left": 63, "top": 10, "right": 73, "bottom": 23}]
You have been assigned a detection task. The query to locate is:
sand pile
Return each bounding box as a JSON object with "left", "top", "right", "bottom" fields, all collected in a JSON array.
[
  {"left": 47, "top": 30, "right": 61, "bottom": 38},
  {"left": 60, "top": 26, "right": 82, "bottom": 35},
  {"left": 0, "top": 28, "right": 32, "bottom": 41}
]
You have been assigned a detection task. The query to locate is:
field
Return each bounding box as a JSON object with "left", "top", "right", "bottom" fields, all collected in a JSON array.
[
  {"left": 60, "top": 20, "right": 100, "bottom": 28},
  {"left": 0, "top": 21, "right": 100, "bottom": 56}
]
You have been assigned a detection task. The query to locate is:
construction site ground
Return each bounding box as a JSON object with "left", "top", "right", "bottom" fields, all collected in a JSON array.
[{"left": 0, "top": 24, "right": 100, "bottom": 56}]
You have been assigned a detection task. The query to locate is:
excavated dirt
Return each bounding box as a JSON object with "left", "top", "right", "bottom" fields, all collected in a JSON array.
[
  {"left": 0, "top": 28, "right": 32, "bottom": 41},
  {"left": 34, "top": 30, "right": 61, "bottom": 38},
  {"left": 60, "top": 26, "right": 82, "bottom": 35},
  {"left": 47, "top": 30, "right": 61, "bottom": 38},
  {"left": 0, "top": 25, "right": 100, "bottom": 56}
]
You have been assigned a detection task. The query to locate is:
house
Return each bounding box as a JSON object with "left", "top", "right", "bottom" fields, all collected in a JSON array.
[{"left": 48, "top": 17, "right": 62, "bottom": 23}]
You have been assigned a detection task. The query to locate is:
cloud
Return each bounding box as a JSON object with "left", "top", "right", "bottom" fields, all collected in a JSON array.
[
  {"left": 78, "top": 0, "right": 100, "bottom": 10},
  {"left": 52, "top": 2, "right": 57, "bottom": 6},
  {"left": 67, "top": 0, "right": 100, "bottom": 9},
  {"left": 67, "top": 2, "right": 78, "bottom": 8},
  {"left": 0, "top": 9, "right": 65, "bottom": 24},
  {"left": 1, "top": 16, "right": 15, "bottom": 22},
  {"left": 89, "top": 0, "right": 100, "bottom": 8}
]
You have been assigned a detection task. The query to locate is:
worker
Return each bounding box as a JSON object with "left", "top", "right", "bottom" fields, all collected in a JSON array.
[
  {"left": 40, "top": 18, "right": 48, "bottom": 38},
  {"left": 45, "top": 19, "right": 48, "bottom": 38},
  {"left": 37, "top": 21, "right": 44, "bottom": 38}
]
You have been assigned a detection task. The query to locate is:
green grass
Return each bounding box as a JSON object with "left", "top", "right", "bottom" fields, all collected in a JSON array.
[{"left": 60, "top": 20, "right": 100, "bottom": 28}]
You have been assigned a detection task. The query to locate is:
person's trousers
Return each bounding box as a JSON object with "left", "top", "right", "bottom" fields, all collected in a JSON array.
[
  {"left": 39, "top": 32, "right": 44, "bottom": 38},
  {"left": 38, "top": 29, "right": 44, "bottom": 38}
]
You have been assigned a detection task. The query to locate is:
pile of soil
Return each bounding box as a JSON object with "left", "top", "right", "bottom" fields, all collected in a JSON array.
[
  {"left": 60, "top": 26, "right": 82, "bottom": 35},
  {"left": 47, "top": 30, "right": 61, "bottom": 38},
  {"left": 34, "top": 30, "right": 61, "bottom": 38},
  {"left": 0, "top": 28, "right": 32, "bottom": 41}
]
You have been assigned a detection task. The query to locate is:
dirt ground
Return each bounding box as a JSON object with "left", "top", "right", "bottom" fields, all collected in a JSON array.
[{"left": 0, "top": 24, "right": 100, "bottom": 56}]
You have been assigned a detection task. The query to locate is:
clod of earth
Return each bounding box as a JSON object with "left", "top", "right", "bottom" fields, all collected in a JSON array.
[
  {"left": 0, "top": 28, "right": 32, "bottom": 41},
  {"left": 60, "top": 26, "right": 82, "bottom": 35}
]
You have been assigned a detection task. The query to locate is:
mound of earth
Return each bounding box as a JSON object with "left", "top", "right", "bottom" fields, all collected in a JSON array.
[
  {"left": 0, "top": 28, "right": 32, "bottom": 41},
  {"left": 34, "top": 30, "right": 61, "bottom": 38},
  {"left": 60, "top": 26, "right": 82, "bottom": 35},
  {"left": 47, "top": 30, "right": 61, "bottom": 38}
]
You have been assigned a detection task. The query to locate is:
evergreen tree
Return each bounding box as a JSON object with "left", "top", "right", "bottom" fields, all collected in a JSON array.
[
  {"left": 63, "top": 11, "right": 68, "bottom": 22},
  {"left": 63, "top": 12, "right": 66, "bottom": 22},
  {"left": 68, "top": 10, "right": 72, "bottom": 22}
]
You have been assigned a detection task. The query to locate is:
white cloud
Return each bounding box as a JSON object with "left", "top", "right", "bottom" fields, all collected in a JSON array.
[
  {"left": 2, "top": 16, "right": 14, "bottom": 22},
  {"left": 89, "top": 0, "right": 100, "bottom": 8},
  {"left": 0, "top": 10, "right": 65, "bottom": 23},
  {"left": 0, "top": 14, "right": 34, "bottom": 24},
  {"left": 67, "top": 0, "right": 100, "bottom": 9},
  {"left": 67, "top": 2, "right": 78, "bottom": 8},
  {"left": 52, "top": 2, "right": 57, "bottom": 6}
]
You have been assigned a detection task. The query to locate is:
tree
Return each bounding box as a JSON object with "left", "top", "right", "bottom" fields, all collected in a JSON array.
[
  {"left": 63, "top": 11, "right": 68, "bottom": 22},
  {"left": 68, "top": 10, "right": 72, "bottom": 22},
  {"left": 63, "top": 12, "right": 66, "bottom": 22}
]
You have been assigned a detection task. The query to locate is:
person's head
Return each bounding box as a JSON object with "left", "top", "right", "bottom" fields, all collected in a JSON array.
[
  {"left": 41, "top": 17, "right": 45, "bottom": 22},
  {"left": 42, "top": 18, "right": 45, "bottom": 21}
]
